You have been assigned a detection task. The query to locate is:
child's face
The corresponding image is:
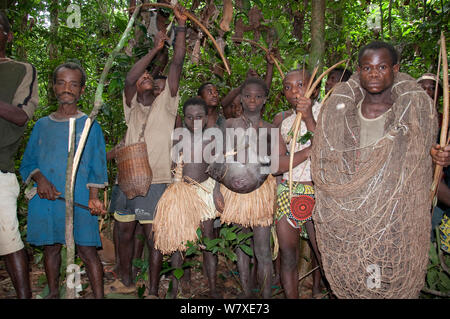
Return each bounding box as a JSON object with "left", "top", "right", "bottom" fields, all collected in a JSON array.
[
  {"left": 357, "top": 48, "right": 399, "bottom": 94},
  {"left": 283, "top": 71, "right": 309, "bottom": 107},
  {"left": 184, "top": 104, "right": 208, "bottom": 132},
  {"left": 200, "top": 84, "right": 219, "bottom": 107},
  {"left": 231, "top": 94, "right": 243, "bottom": 117},
  {"left": 325, "top": 71, "right": 341, "bottom": 94},
  {"left": 240, "top": 83, "right": 267, "bottom": 113}
]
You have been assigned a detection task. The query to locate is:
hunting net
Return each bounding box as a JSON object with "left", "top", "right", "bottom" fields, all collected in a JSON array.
[{"left": 311, "top": 72, "right": 438, "bottom": 298}]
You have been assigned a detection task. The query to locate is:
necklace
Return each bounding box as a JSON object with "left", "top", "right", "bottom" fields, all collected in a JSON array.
[{"left": 240, "top": 114, "right": 263, "bottom": 129}]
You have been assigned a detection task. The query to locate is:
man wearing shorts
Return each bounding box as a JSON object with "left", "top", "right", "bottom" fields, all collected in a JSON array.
[
  {"left": 113, "top": 5, "right": 187, "bottom": 297},
  {"left": 0, "top": 11, "right": 38, "bottom": 298}
]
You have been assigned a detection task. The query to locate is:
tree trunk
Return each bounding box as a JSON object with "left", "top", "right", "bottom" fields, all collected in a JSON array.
[
  {"left": 15, "top": 13, "right": 28, "bottom": 61},
  {"left": 47, "top": 0, "right": 59, "bottom": 108},
  {"left": 379, "top": 0, "right": 384, "bottom": 39},
  {"left": 388, "top": 0, "right": 393, "bottom": 38},
  {"left": 308, "top": 0, "right": 325, "bottom": 74}
]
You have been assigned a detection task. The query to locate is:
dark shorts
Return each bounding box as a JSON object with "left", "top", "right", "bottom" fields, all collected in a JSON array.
[{"left": 111, "top": 183, "right": 167, "bottom": 224}]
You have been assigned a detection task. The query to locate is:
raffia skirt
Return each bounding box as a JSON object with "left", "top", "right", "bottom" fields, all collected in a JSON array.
[{"left": 220, "top": 174, "right": 276, "bottom": 227}]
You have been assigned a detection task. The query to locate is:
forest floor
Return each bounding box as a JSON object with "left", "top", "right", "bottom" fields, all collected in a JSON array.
[
  {"left": 0, "top": 254, "right": 327, "bottom": 300},
  {"left": 0, "top": 223, "right": 330, "bottom": 300}
]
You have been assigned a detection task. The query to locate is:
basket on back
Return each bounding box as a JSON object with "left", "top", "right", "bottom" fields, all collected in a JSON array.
[
  {"left": 116, "top": 104, "right": 153, "bottom": 200},
  {"left": 116, "top": 141, "right": 152, "bottom": 199}
]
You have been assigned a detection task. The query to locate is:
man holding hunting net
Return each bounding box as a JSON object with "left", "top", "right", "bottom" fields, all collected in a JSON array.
[{"left": 311, "top": 41, "right": 440, "bottom": 298}]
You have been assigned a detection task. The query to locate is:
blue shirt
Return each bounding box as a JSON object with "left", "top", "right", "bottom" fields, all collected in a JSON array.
[{"left": 20, "top": 113, "right": 108, "bottom": 246}]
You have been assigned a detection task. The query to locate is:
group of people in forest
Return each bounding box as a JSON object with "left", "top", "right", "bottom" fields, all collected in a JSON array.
[{"left": 1, "top": 5, "right": 450, "bottom": 300}]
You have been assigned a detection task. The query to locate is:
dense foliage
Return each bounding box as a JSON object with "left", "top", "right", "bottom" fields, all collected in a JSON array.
[
  {"left": 4, "top": 0, "right": 448, "bottom": 166},
  {"left": 1, "top": 0, "right": 448, "bottom": 298}
]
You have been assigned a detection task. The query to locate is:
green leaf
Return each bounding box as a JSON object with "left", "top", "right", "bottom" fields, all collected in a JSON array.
[
  {"left": 206, "top": 238, "right": 222, "bottom": 250},
  {"left": 132, "top": 258, "right": 148, "bottom": 269},
  {"left": 219, "top": 227, "right": 229, "bottom": 237},
  {"left": 427, "top": 269, "right": 439, "bottom": 289},
  {"left": 225, "top": 231, "right": 237, "bottom": 241},
  {"left": 159, "top": 266, "right": 175, "bottom": 275},
  {"left": 437, "top": 272, "right": 450, "bottom": 290},
  {"left": 185, "top": 245, "right": 198, "bottom": 257},
  {"left": 36, "top": 284, "right": 49, "bottom": 299},
  {"left": 237, "top": 232, "right": 254, "bottom": 243},
  {"left": 298, "top": 131, "right": 314, "bottom": 144},
  {"left": 137, "top": 285, "right": 146, "bottom": 299},
  {"left": 224, "top": 249, "right": 237, "bottom": 262},
  {"left": 239, "top": 244, "right": 254, "bottom": 257},
  {"left": 429, "top": 242, "right": 439, "bottom": 265},
  {"left": 173, "top": 268, "right": 184, "bottom": 280},
  {"left": 196, "top": 228, "right": 203, "bottom": 239}
]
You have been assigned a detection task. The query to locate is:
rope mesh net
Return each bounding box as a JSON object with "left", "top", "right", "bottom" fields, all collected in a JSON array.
[{"left": 311, "top": 72, "right": 438, "bottom": 298}]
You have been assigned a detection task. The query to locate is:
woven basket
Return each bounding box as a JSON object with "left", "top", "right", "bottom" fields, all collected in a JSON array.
[{"left": 116, "top": 141, "right": 152, "bottom": 199}]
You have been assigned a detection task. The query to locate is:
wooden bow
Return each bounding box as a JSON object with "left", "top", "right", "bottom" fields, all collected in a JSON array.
[
  {"left": 288, "top": 59, "right": 348, "bottom": 199},
  {"left": 430, "top": 32, "right": 449, "bottom": 202}
]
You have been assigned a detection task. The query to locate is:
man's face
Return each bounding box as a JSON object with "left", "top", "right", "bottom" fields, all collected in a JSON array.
[
  {"left": 283, "top": 71, "right": 309, "bottom": 107},
  {"left": 153, "top": 78, "right": 166, "bottom": 96},
  {"left": 184, "top": 104, "right": 207, "bottom": 132},
  {"left": 136, "top": 71, "right": 154, "bottom": 94},
  {"left": 357, "top": 48, "right": 399, "bottom": 94},
  {"left": 53, "top": 67, "right": 85, "bottom": 105},
  {"left": 419, "top": 79, "right": 440, "bottom": 100},
  {"left": 200, "top": 84, "right": 219, "bottom": 107}
]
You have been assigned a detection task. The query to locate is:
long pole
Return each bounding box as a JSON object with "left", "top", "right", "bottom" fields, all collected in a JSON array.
[{"left": 64, "top": 2, "right": 143, "bottom": 299}]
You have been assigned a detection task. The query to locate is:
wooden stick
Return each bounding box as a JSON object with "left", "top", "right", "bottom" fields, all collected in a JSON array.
[
  {"left": 287, "top": 64, "right": 317, "bottom": 197},
  {"left": 64, "top": 118, "right": 76, "bottom": 299},
  {"left": 64, "top": 3, "right": 143, "bottom": 299},
  {"left": 288, "top": 59, "right": 348, "bottom": 199},
  {"left": 129, "top": 3, "right": 231, "bottom": 75},
  {"left": 285, "top": 65, "right": 318, "bottom": 146},
  {"left": 307, "top": 65, "right": 320, "bottom": 94},
  {"left": 433, "top": 43, "right": 442, "bottom": 111},
  {"left": 305, "top": 59, "right": 348, "bottom": 98},
  {"left": 321, "top": 86, "right": 335, "bottom": 105},
  {"left": 289, "top": 112, "right": 302, "bottom": 199},
  {"left": 98, "top": 187, "right": 108, "bottom": 232},
  {"left": 231, "top": 36, "right": 285, "bottom": 78},
  {"left": 298, "top": 265, "right": 320, "bottom": 281},
  {"left": 430, "top": 32, "right": 449, "bottom": 202},
  {"left": 438, "top": 31, "right": 449, "bottom": 149}
]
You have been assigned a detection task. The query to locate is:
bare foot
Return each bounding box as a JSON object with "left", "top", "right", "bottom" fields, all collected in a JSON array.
[{"left": 44, "top": 292, "right": 59, "bottom": 299}]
